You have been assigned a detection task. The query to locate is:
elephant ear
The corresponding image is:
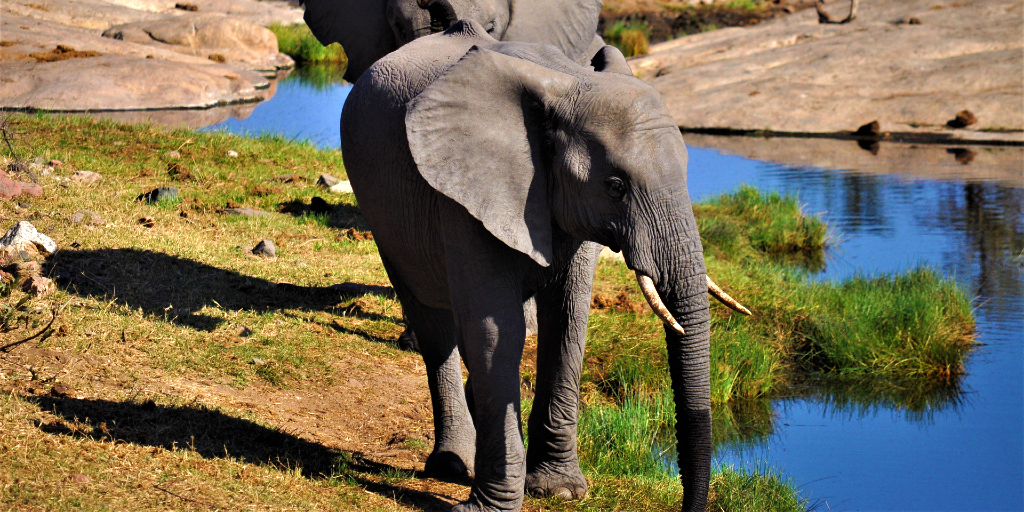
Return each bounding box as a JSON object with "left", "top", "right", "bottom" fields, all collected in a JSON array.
[
  {"left": 592, "top": 45, "right": 634, "bottom": 76},
  {"left": 405, "top": 46, "right": 578, "bottom": 267},
  {"left": 502, "top": 0, "right": 602, "bottom": 63},
  {"left": 302, "top": 0, "right": 397, "bottom": 83}
]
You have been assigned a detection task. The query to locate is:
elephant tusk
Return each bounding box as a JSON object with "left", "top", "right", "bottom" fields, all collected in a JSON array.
[
  {"left": 635, "top": 271, "right": 685, "bottom": 334},
  {"left": 706, "top": 276, "right": 752, "bottom": 316}
]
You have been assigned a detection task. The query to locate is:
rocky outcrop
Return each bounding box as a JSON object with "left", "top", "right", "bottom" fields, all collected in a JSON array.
[
  {"left": 102, "top": 15, "right": 293, "bottom": 71},
  {"left": 630, "top": 0, "right": 1024, "bottom": 143},
  {"left": 0, "top": 0, "right": 298, "bottom": 111}
]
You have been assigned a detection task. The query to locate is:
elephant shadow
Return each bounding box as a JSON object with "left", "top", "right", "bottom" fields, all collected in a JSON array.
[
  {"left": 47, "top": 248, "right": 398, "bottom": 334},
  {"left": 27, "top": 395, "right": 457, "bottom": 511}
]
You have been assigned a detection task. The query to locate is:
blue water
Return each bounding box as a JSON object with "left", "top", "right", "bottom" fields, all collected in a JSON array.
[{"left": 197, "top": 68, "right": 1024, "bottom": 511}]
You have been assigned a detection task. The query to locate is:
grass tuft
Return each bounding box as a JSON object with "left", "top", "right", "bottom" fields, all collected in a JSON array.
[
  {"left": 604, "top": 20, "right": 650, "bottom": 57},
  {"left": 268, "top": 23, "right": 348, "bottom": 65}
]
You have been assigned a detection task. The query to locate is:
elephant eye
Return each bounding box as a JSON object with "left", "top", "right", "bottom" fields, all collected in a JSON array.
[{"left": 604, "top": 176, "right": 627, "bottom": 200}]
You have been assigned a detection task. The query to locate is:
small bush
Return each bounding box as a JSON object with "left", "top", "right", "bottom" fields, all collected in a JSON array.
[
  {"left": 267, "top": 23, "right": 347, "bottom": 64},
  {"left": 604, "top": 20, "right": 650, "bottom": 58}
]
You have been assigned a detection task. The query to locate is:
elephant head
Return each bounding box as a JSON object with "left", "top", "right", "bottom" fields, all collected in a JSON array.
[
  {"left": 401, "top": 38, "right": 719, "bottom": 510},
  {"left": 302, "top": 0, "right": 602, "bottom": 82}
]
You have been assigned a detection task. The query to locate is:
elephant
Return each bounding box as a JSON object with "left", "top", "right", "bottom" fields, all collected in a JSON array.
[
  {"left": 339, "top": 20, "right": 749, "bottom": 512},
  {"left": 301, "top": 0, "right": 604, "bottom": 83}
]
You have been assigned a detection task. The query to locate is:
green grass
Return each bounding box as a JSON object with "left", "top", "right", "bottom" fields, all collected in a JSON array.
[
  {"left": 604, "top": 20, "right": 650, "bottom": 58},
  {"left": 268, "top": 23, "right": 348, "bottom": 65}
]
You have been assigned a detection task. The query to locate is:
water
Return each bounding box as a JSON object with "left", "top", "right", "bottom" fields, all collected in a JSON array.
[{"left": 196, "top": 67, "right": 1023, "bottom": 511}]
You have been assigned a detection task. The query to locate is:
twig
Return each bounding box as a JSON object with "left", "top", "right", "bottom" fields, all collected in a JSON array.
[
  {"left": 0, "top": 111, "right": 20, "bottom": 162},
  {"left": 153, "top": 484, "right": 216, "bottom": 509},
  {"left": 0, "top": 308, "right": 57, "bottom": 353},
  {"left": 816, "top": 0, "right": 858, "bottom": 24}
]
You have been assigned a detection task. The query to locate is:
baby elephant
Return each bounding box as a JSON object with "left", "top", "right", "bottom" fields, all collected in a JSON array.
[{"left": 343, "top": 20, "right": 717, "bottom": 512}]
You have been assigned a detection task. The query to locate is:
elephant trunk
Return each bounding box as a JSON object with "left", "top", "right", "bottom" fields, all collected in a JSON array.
[{"left": 636, "top": 239, "right": 712, "bottom": 512}]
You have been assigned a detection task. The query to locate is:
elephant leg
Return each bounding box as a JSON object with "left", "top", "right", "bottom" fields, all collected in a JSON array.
[
  {"left": 441, "top": 213, "right": 530, "bottom": 512},
  {"left": 403, "top": 299, "right": 477, "bottom": 481},
  {"left": 525, "top": 241, "right": 600, "bottom": 500}
]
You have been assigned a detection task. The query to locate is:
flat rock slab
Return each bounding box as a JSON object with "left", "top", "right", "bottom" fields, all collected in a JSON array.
[
  {"left": 0, "top": 0, "right": 296, "bottom": 111},
  {"left": 631, "top": 0, "right": 1023, "bottom": 143}
]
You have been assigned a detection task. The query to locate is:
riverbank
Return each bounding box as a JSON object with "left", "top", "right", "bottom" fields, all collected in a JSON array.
[
  {"left": 629, "top": 0, "right": 1024, "bottom": 144},
  {"left": 0, "top": 115, "right": 811, "bottom": 511}
]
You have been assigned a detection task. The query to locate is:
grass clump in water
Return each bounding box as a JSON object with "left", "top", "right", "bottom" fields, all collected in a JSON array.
[
  {"left": 708, "top": 464, "right": 807, "bottom": 512},
  {"left": 604, "top": 19, "right": 650, "bottom": 57},
  {"left": 268, "top": 23, "right": 348, "bottom": 64}
]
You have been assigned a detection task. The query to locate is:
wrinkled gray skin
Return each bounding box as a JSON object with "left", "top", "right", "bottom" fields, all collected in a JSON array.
[
  {"left": 302, "top": 0, "right": 604, "bottom": 83},
  {"left": 342, "top": 21, "right": 712, "bottom": 512}
]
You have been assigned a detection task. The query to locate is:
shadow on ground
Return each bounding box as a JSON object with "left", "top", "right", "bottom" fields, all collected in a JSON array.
[
  {"left": 27, "top": 395, "right": 456, "bottom": 511},
  {"left": 48, "top": 248, "right": 396, "bottom": 332}
]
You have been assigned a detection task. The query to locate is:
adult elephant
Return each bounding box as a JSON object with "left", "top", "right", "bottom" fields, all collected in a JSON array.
[
  {"left": 342, "top": 20, "right": 748, "bottom": 512},
  {"left": 301, "top": 0, "right": 604, "bottom": 83}
]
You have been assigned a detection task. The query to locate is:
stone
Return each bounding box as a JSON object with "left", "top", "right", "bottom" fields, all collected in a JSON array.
[
  {"left": 11, "top": 261, "right": 42, "bottom": 278},
  {"left": 101, "top": 14, "right": 292, "bottom": 72},
  {"left": 316, "top": 173, "right": 340, "bottom": 188},
  {"left": 21, "top": 275, "right": 55, "bottom": 296},
  {"left": 251, "top": 239, "right": 275, "bottom": 258},
  {"left": 329, "top": 180, "right": 354, "bottom": 194},
  {"left": 947, "top": 109, "right": 978, "bottom": 128},
  {"left": 217, "top": 206, "right": 269, "bottom": 217},
  {"left": 235, "top": 325, "right": 252, "bottom": 337},
  {"left": 0, "top": 168, "right": 42, "bottom": 199},
  {"left": 855, "top": 120, "right": 881, "bottom": 136},
  {"left": 164, "top": 150, "right": 181, "bottom": 159},
  {"left": 69, "top": 474, "right": 91, "bottom": 485},
  {"left": 70, "top": 170, "right": 103, "bottom": 185},
  {"left": 69, "top": 210, "right": 105, "bottom": 226},
  {"left": 48, "top": 160, "right": 62, "bottom": 167},
  {"left": 0, "top": 221, "right": 58, "bottom": 257},
  {"left": 138, "top": 216, "right": 156, "bottom": 227},
  {"left": 226, "top": 150, "right": 239, "bottom": 158},
  {"left": 251, "top": 357, "right": 266, "bottom": 366},
  {"left": 136, "top": 187, "right": 178, "bottom": 204},
  {"left": 50, "top": 382, "right": 75, "bottom": 397},
  {"left": 630, "top": 0, "right": 1023, "bottom": 143}
]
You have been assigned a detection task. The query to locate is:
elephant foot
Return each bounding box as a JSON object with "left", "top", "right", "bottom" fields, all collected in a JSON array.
[
  {"left": 525, "top": 461, "right": 588, "bottom": 500},
  {"left": 424, "top": 450, "right": 474, "bottom": 482},
  {"left": 450, "top": 493, "right": 520, "bottom": 512}
]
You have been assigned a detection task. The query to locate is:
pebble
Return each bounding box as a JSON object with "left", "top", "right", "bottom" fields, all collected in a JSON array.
[
  {"left": 217, "top": 206, "right": 270, "bottom": 217},
  {"left": 316, "top": 173, "right": 340, "bottom": 188},
  {"left": 165, "top": 150, "right": 181, "bottom": 159},
  {"left": 70, "top": 170, "right": 103, "bottom": 185},
  {"left": 69, "top": 210, "right": 105, "bottom": 226},
  {"left": 251, "top": 239, "right": 276, "bottom": 258},
  {"left": 251, "top": 357, "right": 266, "bottom": 366},
  {"left": 0, "top": 221, "right": 58, "bottom": 257},
  {"left": 855, "top": 120, "right": 881, "bottom": 136},
  {"left": 136, "top": 187, "right": 178, "bottom": 204},
  {"left": 329, "top": 180, "right": 354, "bottom": 194},
  {"left": 226, "top": 150, "right": 239, "bottom": 158},
  {"left": 948, "top": 109, "right": 978, "bottom": 128},
  {"left": 21, "top": 275, "right": 55, "bottom": 296},
  {"left": 235, "top": 325, "right": 252, "bottom": 337},
  {"left": 48, "top": 160, "right": 62, "bottom": 168}
]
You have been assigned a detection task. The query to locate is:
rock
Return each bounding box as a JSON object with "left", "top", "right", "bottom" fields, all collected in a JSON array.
[
  {"left": 136, "top": 187, "right": 178, "bottom": 204},
  {"left": 164, "top": 150, "right": 181, "bottom": 159},
  {"left": 309, "top": 196, "right": 331, "bottom": 214},
  {"left": 947, "top": 109, "right": 978, "bottom": 128},
  {"left": 235, "top": 325, "right": 252, "bottom": 337},
  {"left": 329, "top": 180, "right": 354, "bottom": 194},
  {"left": 274, "top": 174, "right": 306, "bottom": 183},
  {"left": 50, "top": 382, "right": 75, "bottom": 397},
  {"left": 70, "top": 170, "right": 103, "bottom": 185},
  {"left": 251, "top": 239, "right": 275, "bottom": 258},
  {"left": 101, "top": 14, "right": 292, "bottom": 72},
  {"left": 69, "top": 474, "right": 91, "bottom": 485},
  {"left": 855, "top": 120, "right": 882, "bottom": 136},
  {"left": 316, "top": 173, "right": 340, "bottom": 188},
  {"left": 630, "top": 0, "right": 1023, "bottom": 143},
  {"left": 0, "top": 221, "right": 57, "bottom": 257},
  {"left": 217, "top": 206, "right": 269, "bottom": 217},
  {"left": 175, "top": 3, "right": 199, "bottom": 11},
  {"left": 48, "top": 160, "right": 62, "bottom": 168},
  {"left": 226, "top": 150, "right": 239, "bottom": 158},
  {"left": 138, "top": 216, "right": 156, "bottom": 227},
  {"left": 251, "top": 357, "right": 266, "bottom": 366},
  {"left": 0, "top": 168, "right": 43, "bottom": 199},
  {"left": 69, "top": 210, "right": 104, "bottom": 226},
  {"left": 21, "top": 275, "right": 55, "bottom": 296},
  {"left": 11, "top": 261, "right": 42, "bottom": 279}
]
